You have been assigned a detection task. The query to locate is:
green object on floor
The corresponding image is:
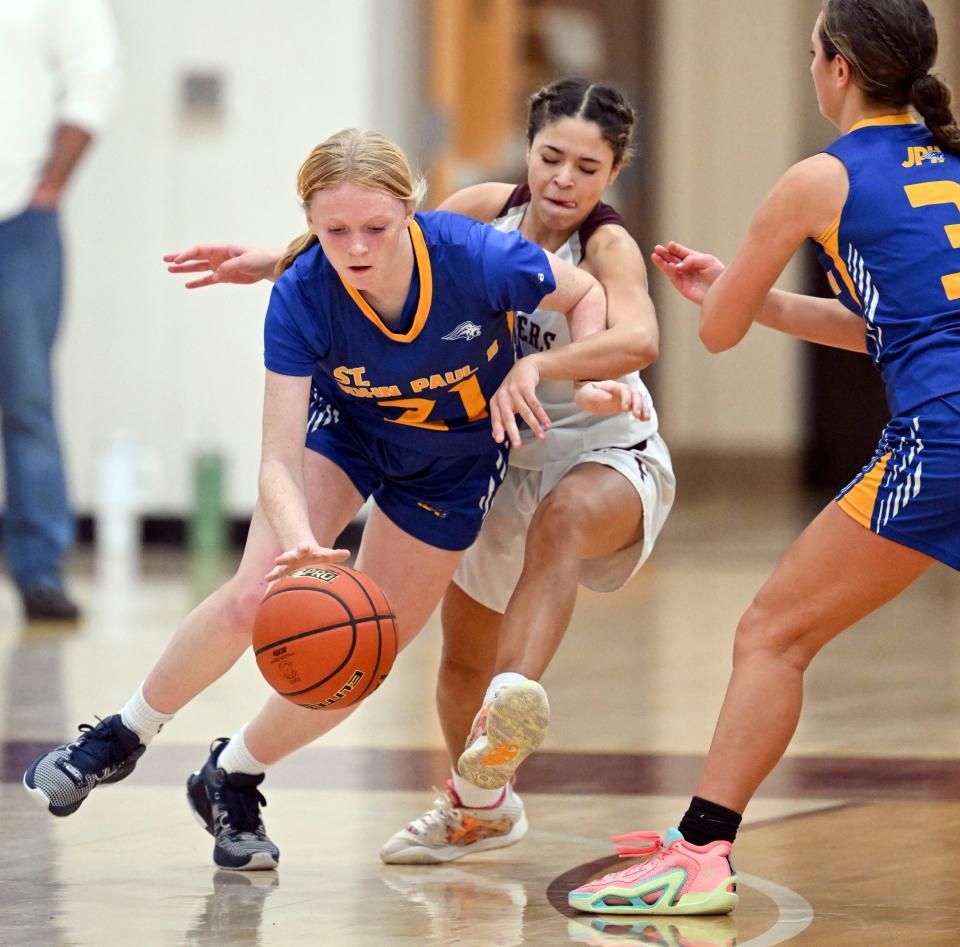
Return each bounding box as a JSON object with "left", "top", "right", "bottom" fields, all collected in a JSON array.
[{"left": 190, "top": 452, "right": 227, "bottom": 555}]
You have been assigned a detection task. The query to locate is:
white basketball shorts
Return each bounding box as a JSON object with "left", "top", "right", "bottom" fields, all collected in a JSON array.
[{"left": 453, "top": 432, "right": 675, "bottom": 613}]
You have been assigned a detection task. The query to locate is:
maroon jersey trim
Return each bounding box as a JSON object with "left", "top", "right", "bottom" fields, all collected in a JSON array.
[
  {"left": 494, "top": 184, "right": 625, "bottom": 262},
  {"left": 495, "top": 183, "right": 533, "bottom": 218}
]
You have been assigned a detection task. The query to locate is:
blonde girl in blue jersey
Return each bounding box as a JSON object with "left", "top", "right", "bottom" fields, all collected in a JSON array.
[
  {"left": 22, "top": 128, "right": 620, "bottom": 870},
  {"left": 568, "top": 0, "right": 960, "bottom": 917},
  {"left": 161, "top": 79, "right": 674, "bottom": 867}
]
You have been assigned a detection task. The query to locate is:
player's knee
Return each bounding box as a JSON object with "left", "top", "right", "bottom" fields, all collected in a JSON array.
[
  {"left": 220, "top": 576, "right": 267, "bottom": 638},
  {"left": 733, "top": 600, "right": 816, "bottom": 671},
  {"left": 438, "top": 647, "right": 486, "bottom": 690},
  {"left": 528, "top": 489, "right": 589, "bottom": 550}
]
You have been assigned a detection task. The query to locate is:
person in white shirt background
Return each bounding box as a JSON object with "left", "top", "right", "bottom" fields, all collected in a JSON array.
[{"left": 0, "top": 0, "right": 118, "bottom": 620}]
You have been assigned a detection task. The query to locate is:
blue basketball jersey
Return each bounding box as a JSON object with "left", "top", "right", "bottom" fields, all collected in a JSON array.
[
  {"left": 812, "top": 115, "right": 960, "bottom": 416},
  {"left": 264, "top": 211, "right": 556, "bottom": 454}
]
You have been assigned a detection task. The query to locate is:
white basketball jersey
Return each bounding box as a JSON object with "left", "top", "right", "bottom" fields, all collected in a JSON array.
[{"left": 491, "top": 186, "right": 659, "bottom": 470}]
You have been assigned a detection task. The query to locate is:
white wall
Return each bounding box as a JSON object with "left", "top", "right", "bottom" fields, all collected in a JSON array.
[
  {"left": 56, "top": 0, "right": 421, "bottom": 515},
  {"left": 51, "top": 0, "right": 959, "bottom": 514},
  {"left": 654, "top": 0, "right": 815, "bottom": 456}
]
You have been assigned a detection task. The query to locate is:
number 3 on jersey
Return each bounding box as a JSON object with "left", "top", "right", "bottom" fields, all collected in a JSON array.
[
  {"left": 379, "top": 372, "right": 489, "bottom": 431},
  {"left": 904, "top": 180, "right": 960, "bottom": 300}
]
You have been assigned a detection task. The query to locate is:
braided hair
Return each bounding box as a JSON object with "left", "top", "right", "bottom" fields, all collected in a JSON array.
[
  {"left": 820, "top": 0, "right": 960, "bottom": 154},
  {"left": 527, "top": 78, "right": 636, "bottom": 167}
]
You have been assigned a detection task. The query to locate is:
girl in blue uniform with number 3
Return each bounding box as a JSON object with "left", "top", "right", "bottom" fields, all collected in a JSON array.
[
  {"left": 23, "top": 129, "right": 620, "bottom": 869},
  {"left": 569, "top": 0, "right": 960, "bottom": 917}
]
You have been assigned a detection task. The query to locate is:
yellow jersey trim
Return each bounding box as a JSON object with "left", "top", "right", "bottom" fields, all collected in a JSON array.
[
  {"left": 338, "top": 219, "right": 433, "bottom": 343},
  {"left": 846, "top": 113, "right": 917, "bottom": 133},
  {"left": 814, "top": 215, "right": 860, "bottom": 307},
  {"left": 837, "top": 451, "right": 891, "bottom": 530}
]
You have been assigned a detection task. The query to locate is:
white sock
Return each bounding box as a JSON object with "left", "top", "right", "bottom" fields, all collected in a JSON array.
[
  {"left": 119, "top": 683, "right": 174, "bottom": 745},
  {"left": 217, "top": 726, "right": 268, "bottom": 776},
  {"left": 451, "top": 771, "right": 504, "bottom": 809},
  {"left": 484, "top": 672, "right": 528, "bottom": 705}
]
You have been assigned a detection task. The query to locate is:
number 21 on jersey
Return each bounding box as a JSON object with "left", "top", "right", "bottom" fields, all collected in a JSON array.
[{"left": 379, "top": 372, "right": 488, "bottom": 431}]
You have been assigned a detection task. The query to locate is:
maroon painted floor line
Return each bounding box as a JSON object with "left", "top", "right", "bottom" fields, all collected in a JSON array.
[{"left": 6, "top": 741, "right": 959, "bottom": 800}]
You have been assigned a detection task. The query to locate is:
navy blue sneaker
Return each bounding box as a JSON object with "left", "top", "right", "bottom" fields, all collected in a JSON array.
[
  {"left": 187, "top": 738, "right": 280, "bottom": 871},
  {"left": 23, "top": 715, "right": 145, "bottom": 816}
]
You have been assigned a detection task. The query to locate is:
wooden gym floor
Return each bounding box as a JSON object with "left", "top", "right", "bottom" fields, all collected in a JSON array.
[{"left": 2, "top": 486, "right": 958, "bottom": 946}]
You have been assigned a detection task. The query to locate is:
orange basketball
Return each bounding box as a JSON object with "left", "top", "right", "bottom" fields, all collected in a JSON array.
[{"left": 252, "top": 564, "right": 398, "bottom": 710}]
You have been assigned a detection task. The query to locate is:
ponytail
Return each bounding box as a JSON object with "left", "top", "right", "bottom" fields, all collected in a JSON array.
[
  {"left": 910, "top": 73, "right": 960, "bottom": 156},
  {"left": 276, "top": 232, "right": 319, "bottom": 277}
]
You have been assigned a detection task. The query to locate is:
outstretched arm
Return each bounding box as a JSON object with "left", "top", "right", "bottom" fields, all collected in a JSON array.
[
  {"left": 757, "top": 289, "right": 866, "bottom": 352},
  {"left": 258, "top": 371, "right": 348, "bottom": 580},
  {"left": 564, "top": 224, "right": 660, "bottom": 419},
  {"left": 652, "top": 241, "right": 866, "bottom": 353},
  {"left": 163, "top": 182, "right": 515, "bottom": 290},
  {"left": 654, "top": 153, "right": 854, "bottom": 353},
  {"left": 566, "top": 224, "right": 660, "bottom": 375},
  {"left": 164, "top": 245, "right": 283, "bottom": 289},
  {"left": 536, "top": 251, "right": 608, "bottom": 355}
]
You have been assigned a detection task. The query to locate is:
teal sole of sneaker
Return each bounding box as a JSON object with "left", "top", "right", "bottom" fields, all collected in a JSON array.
[{"left": 568, "top": 883, "right": 738, "bottom": 916}]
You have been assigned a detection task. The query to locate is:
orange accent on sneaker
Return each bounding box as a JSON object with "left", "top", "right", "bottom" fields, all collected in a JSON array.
[
  {"left": 447, "top": 813, "right": 514, "bottom": 846},
  {"left": 465, "top": 703, "right": 492, "bottom": 747},
  {"left": 480, "top": 744, "right": 520, "bottom": 766}
]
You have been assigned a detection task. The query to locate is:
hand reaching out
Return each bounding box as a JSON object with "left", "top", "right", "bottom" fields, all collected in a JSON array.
[
  {"left": 265, "top": 541, "right": 350, "bottom": 583},
  {"left": 575, "top": 380, "right": 650, "bottom": 419},
  {"left": 650, "top": 241, "right": 725, "bottom": 305},
  {"left": 489, "top": 355, "right": 550, "bottom": 448},
  {"left": 163, "top": 244, "right": 277, "bottom": 289}
]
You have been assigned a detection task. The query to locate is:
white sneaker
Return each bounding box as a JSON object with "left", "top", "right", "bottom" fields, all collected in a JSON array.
[
  {"left": 379, "top": 781, "right": 527, "bottom": 864},
  {"left": 458, "top": 681, "right": 550, "bottom": 790}
]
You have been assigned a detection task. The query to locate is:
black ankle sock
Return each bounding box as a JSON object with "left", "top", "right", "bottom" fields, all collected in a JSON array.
[{"left": 678, "top": 795, "right": 742, "bottom": 846}]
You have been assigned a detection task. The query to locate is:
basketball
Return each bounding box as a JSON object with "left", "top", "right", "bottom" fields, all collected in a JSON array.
[{"left": 252, "top": 564, "right": 398, "bottom": 710}]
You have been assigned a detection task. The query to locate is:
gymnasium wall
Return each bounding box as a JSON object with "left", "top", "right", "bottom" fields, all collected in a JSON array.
[
  {"left": 653, "top": 0, "right": 960, "bottom": 471},
  {"left": 46, "top": 0, "right": 960, "bottom": 518},
  {"left": 652, "top": 0, "right": 813, "bottom": 461},
  {"left": 53, "top": 0, "right": 423, "bottom": 516}
]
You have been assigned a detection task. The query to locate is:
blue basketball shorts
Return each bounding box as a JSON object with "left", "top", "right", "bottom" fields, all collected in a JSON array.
[
  {"left": 836, "top": 394, "right": 960, "bottom": 569},
  {"left": 305, "top": 386, "right": 508, "bottom": 551}
]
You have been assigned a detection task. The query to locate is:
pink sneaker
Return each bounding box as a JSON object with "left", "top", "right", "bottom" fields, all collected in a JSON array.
[{"left": 568, "top": 829, "right": 737, "bottom": 916}]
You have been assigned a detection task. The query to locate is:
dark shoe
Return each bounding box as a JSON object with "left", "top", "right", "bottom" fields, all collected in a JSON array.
[
  {"left": 21, "top": 585, "right": 81, "bottom": 621},
  {"left": 187, "top": 738, "right": 280, "bottom": 870},
  {"left": 23, "top": 715, "right": 145, "bottom": 816}
]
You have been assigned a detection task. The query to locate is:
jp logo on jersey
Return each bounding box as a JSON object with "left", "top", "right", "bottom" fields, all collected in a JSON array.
[{"left": 902, "top": 145, "right": 945, "bottom": 167}]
